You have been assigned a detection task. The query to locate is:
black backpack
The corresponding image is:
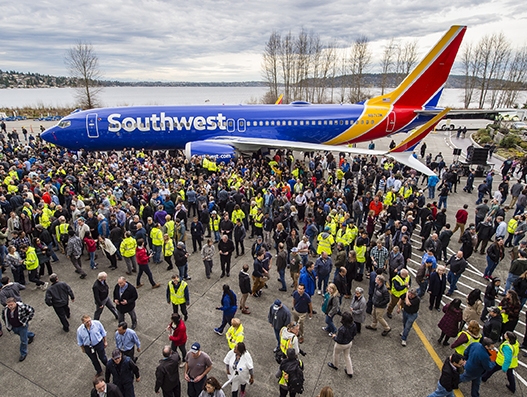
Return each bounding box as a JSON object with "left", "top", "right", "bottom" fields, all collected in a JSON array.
[{"left": 286, "top": 363, "right": 304, "bottom": 394}]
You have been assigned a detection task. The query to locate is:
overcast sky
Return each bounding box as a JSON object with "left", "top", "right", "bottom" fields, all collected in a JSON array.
[{"left": 1, "top": 0, "right": 525, "bottom": 82}]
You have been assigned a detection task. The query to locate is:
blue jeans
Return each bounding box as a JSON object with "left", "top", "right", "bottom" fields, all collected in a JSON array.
[
  {"left": 214, "top": 231, "right": 221, "bottom": 243},
  {"left": 152, "top": 245, "right": 162, "bottom": 263},
  {"left": 12, "top": 325, "right": 34, "bottom": 358},
  {"left": 504, "top": 273, "right": 519, "bottom": 294},
  {"left": 401, "top": 311, "right": 418, "bottom": 341},
  {"left": 447, "top": 272, "right": 460, "bottom": 295},
  {"left": 417, "top": 280, "right": 429, "bottom": 298},
  {"left": 513, "top": 234, "right": 525, "bottom": 246},
  {"left": 459, "top": 372, "right": 482, "bottom": 397},
  {"left": 428, "top": 186, "right": 435, "bottom": 199},
  {"left": 89, "top": 251, "right": 96, "bottom": 269},
  {"left": 178, "top": 263, "right": 189, "bottom": 279},
  {"left": 438, "top": 196, "right": 447, "bottom": 209},
  {"left": 278, "top": 268, "right": 287, "bottom": 290},
  {"left": 325, "top": 315, "right": 337, "bottom": 334},
  {"left": 273, "top": 328, "right": 281, "bottom": 348},
  {"left": 483, "top": 257, "right": 498, "bottom": 278},
  {"left": 514, "top": 204, "right": 525, "bottom": 216},
  {"left": 317, "top": 274, "right": 329, "bottom": 293},
  {"left": 427, "top": 380, "right": 455, "bottom": 397},
  {"left": 47, "top": 245, "right": 59, "bottom": 261},
  {"left": 137, "top": 264, "right": 156, "bottom": 286},
  {"left": 476, "top": 192, "right": 484, "bottom": 205}
]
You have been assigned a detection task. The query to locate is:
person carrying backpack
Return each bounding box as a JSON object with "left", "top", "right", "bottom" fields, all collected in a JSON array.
[{"left": 276, "top": 348, "right": 304, "bottom": 397}]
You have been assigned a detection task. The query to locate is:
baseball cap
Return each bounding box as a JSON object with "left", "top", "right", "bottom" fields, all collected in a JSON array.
[
  {"left": 489, "top": 306, "right": 501, "bottom": 314},
  {"left": 408, "top": 288, "right": 417, "bottom": 295},
  {"left": 291, "top": 247, "right": 298, "bottom": 253},
  {"left": 190, "top": 342, "right": 201, "bottom": 353},
  {"left": 273, "top": 299, "right": 282, "bottom": 310}
]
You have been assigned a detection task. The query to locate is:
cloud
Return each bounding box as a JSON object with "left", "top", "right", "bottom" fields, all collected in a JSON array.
[{"left": 0, "top": 0, "right": 525, "bottom": 81}]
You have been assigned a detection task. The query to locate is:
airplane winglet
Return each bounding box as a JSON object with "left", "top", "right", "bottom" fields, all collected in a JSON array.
[
  {"left": 275, "top": 94, "right": 284, "bottom": 105},
  {"left": 389, "top": 108, "right": 450, "bottom": 153}
]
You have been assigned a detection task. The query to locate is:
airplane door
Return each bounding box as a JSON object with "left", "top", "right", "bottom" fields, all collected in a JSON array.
[
  {"left": 227, "top": 118, "right": 235, "bottom": 133},
  {"left": 237, "top": 118, "right": 246, "bottom": 132},
  {"left": 86, "top": 113, "right": 99, "bottom": 138},
  {"left": 386, "top": 111, "right": 396, "bottom": 133}
]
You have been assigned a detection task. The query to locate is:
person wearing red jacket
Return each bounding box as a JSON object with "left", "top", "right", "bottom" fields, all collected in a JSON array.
[
  {"left": 84, "top": 233, "right": 98, "bottom": 270},
  {"left": 452, "top": 204, "right": 469, "bottom": 242},
  {"left": 369, "top": 196, "right": 383, "bottom": 217},
  {"left": 167, "top": 312, "right": 187, "bottom": 368},
  {"left": 135, "top": 238, "right": 160, "bottom": 289}
]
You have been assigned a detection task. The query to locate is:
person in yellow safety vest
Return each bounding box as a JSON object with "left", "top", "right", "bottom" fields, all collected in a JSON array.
[
  {"left": 280, "top": 323, "right": 300, "bottom": 356},
  {"left": 317, "top": 228, "right": 334, "bottom": 255},
  {"left": 451, "top": 320, "right": 481, "bottom": 356},
  {"left": 398, "top": 183, "right": 413, "bottom": 199},
  {"left": 56, "top": 216, "right": 70, "bottom": 254},
  {"left": 208, "top": 157, "right": 218, "bottom": 172},
  {"left": 347, "top": 222, "right": 359, "bottom": 246},
  {"left": 481, "top": 331, "right": 519, "bottom": 392},
  {"left": 354, "top": 232, "right": 368, "bottom": 277},
  {"left": 505, "top": 216, "right": 519, "bottom": 246},
  {"left": 120, "top": 231, "right": 138, "bottom": 274},
  {"left": 335, "top": 224, "right": 351, "bottom": 248},
  {"left": 164, "top": 215, "right": 175, "bottom": 239},
  {"left": 150, "top": 223, "right": 164, "bottom": 264},
  {"left": 386, "top": 269, "right": 410, "bottom": 317},
  {"left": 384, "top": 189, "right": 397, "bottom": 206},
  {"left": 166, "top": 274, "right": 189, "bottom": 321},
  {"left": 254, "top": 193, "right": 264, "bottom": 209},
  {"left": 163, "top": 234, "right": 175, "bottom": 271},
  {"left": 21, "top": 203, "right": 32, "bottom": 218},
  {"left": 324, "top": 216, "right": 337, "bottom": 237},
  {"left": 225, "top": 318, "right": 245, "bottom": 350},
  {"left": 209, "top": 211, "right": 221, "bottom": 242},
  {"left": 252, "top": 208, "right": 264, "bottom": 238},
  {"left": 231, "top": 204, "right": 245, "bottom": 224},
  {"left": 202, "top": 157, "right": 210, "bottom": 172},
  {"left": 21, "top": 244, "right": 48, "bottom": 290},
  {"left": 277, "top": 348, "right": 303, "bottom": 391}
]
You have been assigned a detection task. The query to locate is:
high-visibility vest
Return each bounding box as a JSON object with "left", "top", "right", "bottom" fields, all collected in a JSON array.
[
  {"left": 165, "top": 220, "right": 175, "bottom": 238},
  {"left": 336, "top": 228, "right": 350, "bottom": 246},
  {"left": 355, "top": 244, "right": 366, "bottom": 263},
  {"left": 151, "top": 228, "right": 164, "bottom": 246},
  {"left": 317, "top": 233, "right": 334, "bottom": 255},
  {"left": 24, "top": 247, "right": 39, "bottom": 271},
  {"left": 226, "top": 324, "right": 245, "bottom": 350},
  {"left": 231, "top": 209, "right": 245, "bottom": 223},
  {"left": 324, "top": 220, "right": 337, "bottom": 236},
  {"left": 168, "top": 280, "right": 188, "bottom": 305},
  {"left": 508, "top": 219, "right": 518, "bottom": 234},
  {"left": 57, "top": 223, "right": 69, "bottom": 241},
  {"left": 496, "top": 340, "right": 519, "bottom": 369},
  {"left": 280, "top": 327, "right": 296, "bottom": 355},
  {"left": 384, "top": 191, "right": 396, "bottom": 206},
  {"left": 120, "top": 237, "right": 137, "bottom": 257},
  {"left": 498, "top": 306, "right": 509, "bottom": 323},
  {"left": 209, "top": 217, "right": 220, "bottom": 231},
  {"left": 255, "top": 196, "right": 264, "bottom": 209},
  {"left": 254, "top": 212, "right": 263, "bottom": 228},
  {"left": 454, "top": 331, "right": 481, "bottom": 355},
  {"left": 163, "top": 239, "right": 174, "bottom": 257},
  {"left": 390, "top": 275, "right": 410, "bottom": 298}
]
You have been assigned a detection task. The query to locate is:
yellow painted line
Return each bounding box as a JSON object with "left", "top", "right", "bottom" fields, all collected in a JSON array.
[{"left": 413, "top": 321, "right": 464, "bottom": 397}]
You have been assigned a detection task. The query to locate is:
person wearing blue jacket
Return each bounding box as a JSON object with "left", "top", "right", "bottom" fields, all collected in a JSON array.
[
  {"left": 214, "top": 284, "right": 237, "bottom": 336},
  {"left": 459, "top": 337, "right": 495, "bottom": 397},
  {"left": 298, "top": 262, "right": 316, "bottom": 297}
]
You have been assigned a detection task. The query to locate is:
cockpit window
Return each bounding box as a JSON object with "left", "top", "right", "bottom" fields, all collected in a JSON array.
[{"left": 58, "top": 120, "right": 71, "bottom": 128}]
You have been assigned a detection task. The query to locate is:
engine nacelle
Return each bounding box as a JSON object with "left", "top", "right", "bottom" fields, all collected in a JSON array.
[{"left": 184, "top": 141, "right": 236, "bottom": 163}]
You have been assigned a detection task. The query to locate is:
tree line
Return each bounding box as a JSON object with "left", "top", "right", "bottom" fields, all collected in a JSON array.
[{"left": 262, "top": 30, "right": 527, "bottom": 109}]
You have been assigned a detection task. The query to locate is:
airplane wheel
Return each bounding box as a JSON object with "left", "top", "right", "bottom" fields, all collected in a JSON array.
[
  {"left": 450, "top": 125, "right": 455, "bottom": 131},
  {"left": 441, "top": 125, "right": 447, "bottom": 131}
]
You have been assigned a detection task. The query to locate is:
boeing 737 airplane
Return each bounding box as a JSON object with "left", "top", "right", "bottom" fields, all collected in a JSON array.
[{"left": 42, "top": 26, "right": 467, "bottom": 175}]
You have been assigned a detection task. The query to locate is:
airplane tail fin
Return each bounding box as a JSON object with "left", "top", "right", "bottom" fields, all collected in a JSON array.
[
  {"left": 369, "top": 26, "right": 466, "bottom": 109},
  {"left": 275, "top": 94, "right": 284, "bottom": 105},
  {"left": 386, "top": 108, "right": 450, "bottom": 176},
  {"left": 389, "top": 108, "right": 450, "bottom": 153}
]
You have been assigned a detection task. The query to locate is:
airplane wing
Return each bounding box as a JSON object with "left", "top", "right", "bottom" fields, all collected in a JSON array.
[{"left": 206, "top": 108, "right": 450, "bottom": 176}]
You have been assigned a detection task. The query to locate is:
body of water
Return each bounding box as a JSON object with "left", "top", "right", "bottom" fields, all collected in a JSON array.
[{"left": 0, "top": 86, "right": 525, "bottom": 109}]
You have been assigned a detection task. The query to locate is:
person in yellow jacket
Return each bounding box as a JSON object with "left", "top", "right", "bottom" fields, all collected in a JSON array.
[
  {"left": 163, "top": 234, "right": 175, "bottom": 271},
  {"left": 120, "top": 231, "right": 138, "bottom": 274},
  {"left": 166, "top": 274, "right": 189, "bottom": 321},
  {"left": 209, "top": 211, "right": 221, "bottom": 242},
  {"left": 481, "top": 331, "right": 519, "bottom": 392},
  {"left": 225, "top": 318, "right": 245, "bottom": 350},
  {"left": 231, "top": 204, "right": 245, "bottom": 224},
  {"left": 150, "top": 223, "right": 164, "bottom": 264},
  {"left": 317, "top": 229, "right": 334, "bottom": 255},
  {"left": 451, "top": 320, "right": 481, "bottom": 356},
  {"left": 164, "top": 215, "right": 175, "bottom": 239},
  {"left": 21, "top": 244, "right": 48, "bottom": 290},
  {"left": 505, "top": 215, "right": 519, "bottom": 247}
]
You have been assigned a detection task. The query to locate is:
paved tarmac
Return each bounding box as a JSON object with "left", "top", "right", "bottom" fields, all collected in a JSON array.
[{"left": 0, "top": 121, "right": 522, "bottom": 397}]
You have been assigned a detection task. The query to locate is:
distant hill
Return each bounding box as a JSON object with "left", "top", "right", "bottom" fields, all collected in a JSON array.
[{"left": 1, "top": 69, "right": 525, "bottom": 90}]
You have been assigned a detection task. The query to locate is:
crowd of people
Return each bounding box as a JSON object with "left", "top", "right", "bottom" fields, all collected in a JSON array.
[{"left": 1, "top": 124, "right": 527, "bottom": 396}]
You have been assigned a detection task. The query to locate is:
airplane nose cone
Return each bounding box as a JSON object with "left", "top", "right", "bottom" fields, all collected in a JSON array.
[{"left": 40, "top": 128, "right": 56, "bottom": 144}]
